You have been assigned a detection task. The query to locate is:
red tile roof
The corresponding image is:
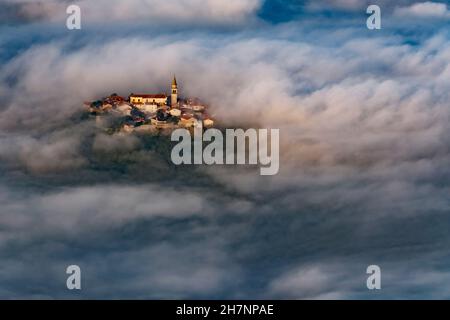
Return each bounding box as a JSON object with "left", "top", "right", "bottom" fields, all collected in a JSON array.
[{"left": 130, "top": 94, "right": 167, "bottom": 99}]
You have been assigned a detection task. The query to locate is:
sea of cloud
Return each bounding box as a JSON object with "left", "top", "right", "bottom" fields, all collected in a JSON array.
[{"left": 0, "top": 0, "right": 449, "bottom": 298}]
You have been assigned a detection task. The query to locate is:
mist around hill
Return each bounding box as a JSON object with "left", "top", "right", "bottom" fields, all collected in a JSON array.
[{"left": 0, "top": 0, "right": 450, "bottom": 298}]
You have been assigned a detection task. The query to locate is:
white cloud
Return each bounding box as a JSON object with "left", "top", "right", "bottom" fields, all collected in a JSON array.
[
  {"left": 268, "top": 264, "right": 352, "bottom": 299},
  {"left": 0, "top": 184, "right": 205, "bottom": 244},
  {"left": 1, "top": 5, "right": 450, "bottom": 298},
  {"left": 307, "top": 0, "right": 421, "bottom": 11},
  {"left": 394, "top": 1, "right": 450, "bottom": 18},
  {"left": 5, "top": 0, "right": 262, "bottom": 25}
]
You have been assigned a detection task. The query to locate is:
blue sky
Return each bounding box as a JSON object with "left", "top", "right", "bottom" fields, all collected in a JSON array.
[{"left": 0, "top": 0, "right": 450, "bottom": 299}]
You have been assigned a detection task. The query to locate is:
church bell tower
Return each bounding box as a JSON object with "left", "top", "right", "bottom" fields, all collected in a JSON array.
[{"left": 171, "top": 75, "right": 178, "bottom": 107}]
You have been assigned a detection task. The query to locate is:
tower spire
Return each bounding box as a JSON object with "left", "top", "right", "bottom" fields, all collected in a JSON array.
[{"left": 171, "top": 75, "right": 178, "bottom": 107}]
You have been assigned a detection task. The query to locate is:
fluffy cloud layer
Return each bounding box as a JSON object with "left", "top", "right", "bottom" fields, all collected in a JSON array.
[
  {"left": 394, "top": 1, "right": 450, "bottom": 18},
  {"left": 307, "top": 0, "right": 439, "bottom": 11},
  {"left": 4, "top": 0, "right": 446, "bottom": 25},
  {"left": 2, "top": 0, "right": 262, "bottom": 25},
  {"left": 0, "top": 0, "right": 450, "bottom": 299}
]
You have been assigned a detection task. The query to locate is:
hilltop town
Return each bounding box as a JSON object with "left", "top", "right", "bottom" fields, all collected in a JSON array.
[{"left": 85, "top": 76, "right": 214, "bottom": 133}]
